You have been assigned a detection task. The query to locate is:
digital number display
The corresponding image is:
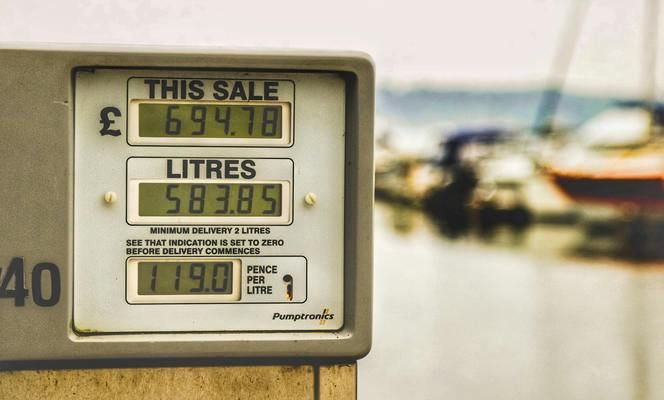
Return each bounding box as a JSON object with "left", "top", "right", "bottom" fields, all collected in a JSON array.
[
  {"left": 137, "top": 261, "right": 234, "bottom": 295},
  {"left": 138, "top": 103, "right": 284, "bottom": 139},
  {"left": 138, "top": 182, "right": 283, "bottom": 217}
]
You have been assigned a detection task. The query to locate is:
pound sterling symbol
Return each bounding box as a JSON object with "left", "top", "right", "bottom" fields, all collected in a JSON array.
[{"left": 99, "top": 106, "right": 122, "bottom": 136}]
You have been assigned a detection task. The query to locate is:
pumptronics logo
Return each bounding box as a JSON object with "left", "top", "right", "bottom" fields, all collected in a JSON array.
[{"left": 272, "top": 309, "right": 334, "bottom": 325}]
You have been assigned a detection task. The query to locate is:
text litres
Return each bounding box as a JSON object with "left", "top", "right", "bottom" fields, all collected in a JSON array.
[{"left": 166, "top": 159, "right": 256, "bottom": 179}]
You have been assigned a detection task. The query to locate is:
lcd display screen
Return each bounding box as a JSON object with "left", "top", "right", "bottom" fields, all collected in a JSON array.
[
  {"left": 137, "top": 261, "right": 234, "bottom": 296},
  {"left": 138, "top": 182, "right": 283, "bottom": 217},
  {"left": 138, "top": 103, "right": 285, "bottom": 139}
]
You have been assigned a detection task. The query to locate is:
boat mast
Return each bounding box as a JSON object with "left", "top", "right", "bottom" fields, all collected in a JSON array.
[
  {"left": 643, "top": 0, "right": 659, "bottom": 137},
  {"left": 532, "top": 0, "right": 590, "bottom": 135}
]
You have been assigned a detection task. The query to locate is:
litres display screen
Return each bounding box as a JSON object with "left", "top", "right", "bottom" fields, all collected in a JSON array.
[
  {"left": 138, "top": 182, "right": 283, "bottom": 217},
  {"left": 138, "top": 103, "right": 284, "bottom": 139},
  {"left": 137, "top": 261, "right": 234, "bottom": 295}
]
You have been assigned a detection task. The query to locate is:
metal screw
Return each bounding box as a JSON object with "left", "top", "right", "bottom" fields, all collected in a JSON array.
[
  {"left": 104, "top": 191, "right": 118, "bottom": 204},
  {"left": 304, "top": 192, "right": 317, "bottom": 206}
]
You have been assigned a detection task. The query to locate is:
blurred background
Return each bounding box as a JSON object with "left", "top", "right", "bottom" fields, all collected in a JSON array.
[{"left": 3, "top": 0, "right": 664, "bottom": 398}]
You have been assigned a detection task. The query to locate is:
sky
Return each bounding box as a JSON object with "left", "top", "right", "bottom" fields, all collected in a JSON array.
[{"left": 0, "top": 0, "right": 659, "bottom": 96}]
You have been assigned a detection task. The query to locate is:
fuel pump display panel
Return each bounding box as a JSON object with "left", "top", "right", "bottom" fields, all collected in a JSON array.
[
  {"left": 74, "top": 70, "right": 344, "bottom": 332},
  {"left": 0, "top": 47, "right": 373, "bottom": 363}
]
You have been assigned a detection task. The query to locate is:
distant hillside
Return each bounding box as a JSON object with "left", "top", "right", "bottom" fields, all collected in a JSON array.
[{"left": 376, "top": 88, "right": 623, "bottom": 128}]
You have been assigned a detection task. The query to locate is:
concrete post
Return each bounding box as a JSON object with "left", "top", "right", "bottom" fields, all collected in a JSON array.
[{"left": 0, "top": 363, "right": 356, "bottom": 400}]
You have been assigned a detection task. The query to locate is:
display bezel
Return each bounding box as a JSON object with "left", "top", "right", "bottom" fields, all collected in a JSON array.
[
  {"left": 127, "top": 179, "right": 292, "bottom": 225},
  {"left": 128, "top": 100, "right": 292, "bottom": 147},
  {"left": 127, "top": 258, "right": 242, "bottom": 304}
]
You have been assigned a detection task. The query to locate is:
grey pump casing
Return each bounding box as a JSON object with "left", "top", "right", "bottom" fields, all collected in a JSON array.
[{"left": 0, "top": 44, "right": 373, "bottom": 365}]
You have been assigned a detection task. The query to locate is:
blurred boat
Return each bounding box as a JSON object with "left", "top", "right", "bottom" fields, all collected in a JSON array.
[
  {"left": 375, "top": 126, "right": 514, "bottom": 208},
  {"left": 421, "top": 127, "right": 538, "bottom": 233},
  {"left": 546, "top": 102, "right": 664, "bottom": 211},
  {"left": 541, "top": 0, "right": 664, "bottom": 213}
]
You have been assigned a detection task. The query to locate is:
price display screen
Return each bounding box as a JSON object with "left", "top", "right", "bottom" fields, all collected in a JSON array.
[
  {"left": 139, "top": 102, "right": 284, "bottom": 139},
  {"left": 132, "top": 101, "right": 291, "bottom": 146},
  {"left": 138, "top": 182, "right": 283, "bottom": 217},
  {"left": 138, "top": 261, "right": 234, "bottom": 295},
  {"left": 127, "top": 258, "right": 242, "bottom": 304}
]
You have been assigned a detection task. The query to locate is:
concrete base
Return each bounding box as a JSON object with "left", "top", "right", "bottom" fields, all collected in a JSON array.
[{"left": 0, "top": 364, "right": 356, "bottom": 400}]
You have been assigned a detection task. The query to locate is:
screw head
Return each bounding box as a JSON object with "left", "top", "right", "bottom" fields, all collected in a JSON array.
[
  {"left": 304, "top": 192, "right": 317, "bottom": 206},
  {"left": 104, "top": 191, "right": 118, "bottom": 204}
]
